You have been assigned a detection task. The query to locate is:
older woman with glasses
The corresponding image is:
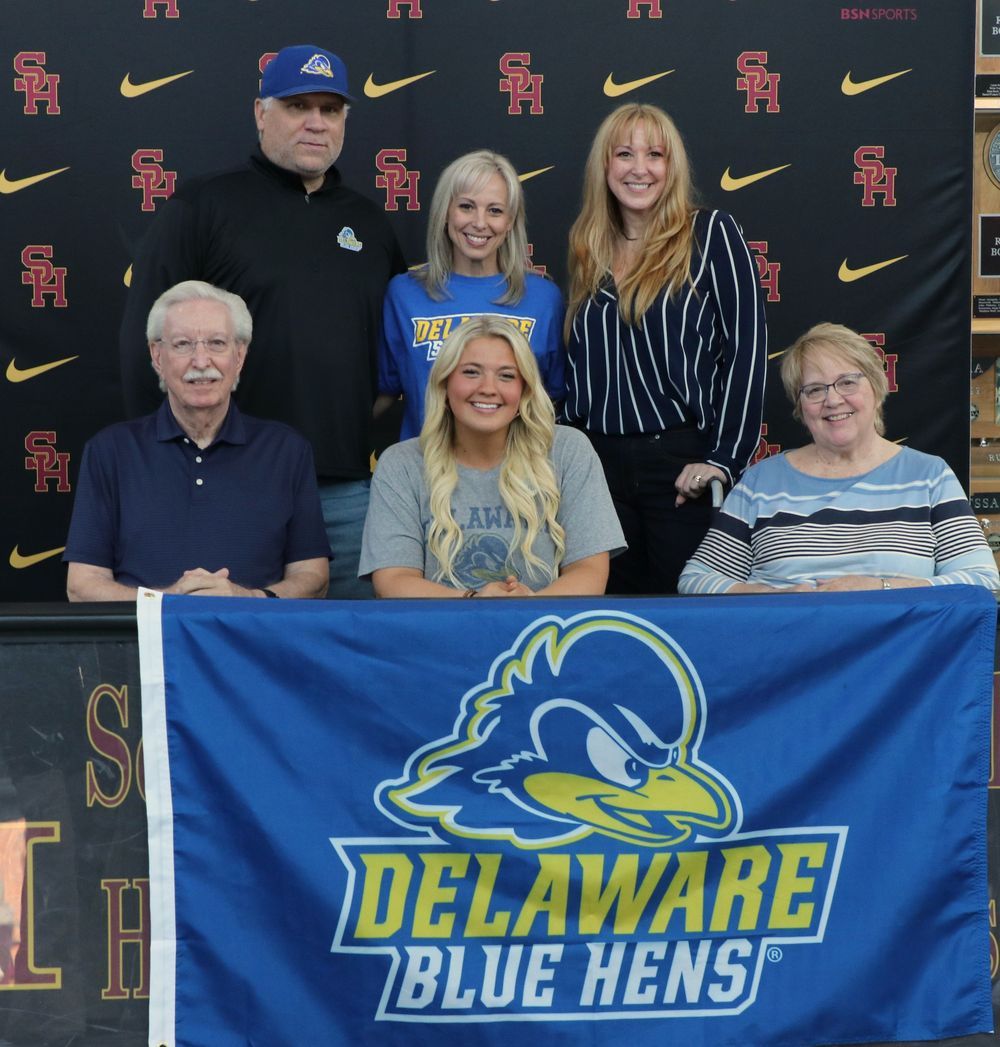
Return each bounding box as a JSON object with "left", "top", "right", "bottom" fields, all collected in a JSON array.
[{"left": 679, "top": 323, "right": 998, "bottom": 593}]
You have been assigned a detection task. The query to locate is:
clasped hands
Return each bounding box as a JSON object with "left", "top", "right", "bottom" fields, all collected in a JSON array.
[
  {"left": 473, "top": 575, "right": 534, "bottom": 598},
  {"left": 163, "top": 567, "right": 263, "bottom": 597}
]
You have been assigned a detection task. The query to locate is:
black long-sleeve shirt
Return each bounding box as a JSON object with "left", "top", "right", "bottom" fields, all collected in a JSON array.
[{"left": 119, "top": 150, "right": 406, "bottom": 479}]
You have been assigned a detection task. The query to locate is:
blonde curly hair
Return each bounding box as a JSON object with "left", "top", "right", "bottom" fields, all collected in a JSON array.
[{"left": 420, "top": 315, "right": 564, "bottom": 586}]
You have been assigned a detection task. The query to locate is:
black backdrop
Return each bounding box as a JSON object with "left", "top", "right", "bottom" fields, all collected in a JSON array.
[{"left": 2, "top": 0, "right": 973, "bottom": 600}]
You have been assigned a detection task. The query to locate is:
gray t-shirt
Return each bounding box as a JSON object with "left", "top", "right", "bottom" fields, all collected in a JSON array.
[{"left": 359, "top": 426, "right": 626, "bottom": 590}]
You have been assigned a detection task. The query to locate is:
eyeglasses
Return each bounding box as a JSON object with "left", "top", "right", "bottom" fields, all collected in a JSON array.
[
  {"left": 158, "top": 337, "right": 234, "bottom": 356},
  {"left": 799, "top": 372, "right": 864, "bottom": 403}
]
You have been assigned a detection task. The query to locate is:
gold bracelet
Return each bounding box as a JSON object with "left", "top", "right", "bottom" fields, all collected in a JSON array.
[
  {"left": 463, "top": 588, "right": 478, "bottom": 598},
  {"left": 881, "top": 578, "right": 891, "bottom": 590}
]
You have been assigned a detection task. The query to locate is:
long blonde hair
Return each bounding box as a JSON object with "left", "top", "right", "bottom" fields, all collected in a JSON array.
[
  {"left": 418, "top": 150, "right": 529, "bottom": 305},
  {"left": 565, "top": 103, "right": 697, "bottom": 337},
  {"left": 420, "top": 316, "right": 565, "bottom": 586}
]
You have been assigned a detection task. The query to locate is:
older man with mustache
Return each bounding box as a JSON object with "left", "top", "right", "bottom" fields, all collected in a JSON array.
[
  {"left": 65, "top": 281, "right": 330, "bottom": 601},
  {"left": 119, "top": 45, "right": 406, "bottom": 599}
]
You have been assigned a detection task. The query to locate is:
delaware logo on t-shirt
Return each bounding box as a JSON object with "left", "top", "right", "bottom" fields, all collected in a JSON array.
[
  {"left": 454, "top": 506, "right": 516, "bottom": 583},
  {"left": 410, "top": 312, "right": 536, "bottom": 361},
  {"left": 453, "top": 532, "right": 512, "bottom": 584}
]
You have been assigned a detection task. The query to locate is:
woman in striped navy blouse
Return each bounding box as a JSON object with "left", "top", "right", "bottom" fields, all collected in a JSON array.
[
  {"left": 679, "top": 324, "right": 998, "bottom": 593},
  {"left": 564, "top": 103, "right": 766, "bottom": 594}
]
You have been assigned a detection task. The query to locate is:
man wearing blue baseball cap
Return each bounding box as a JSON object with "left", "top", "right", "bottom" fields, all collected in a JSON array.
[
  {"left": 254, "top": 46, "right": 355, "bottom": 193},
  {"left": 120, "top": 45, "right": 405, "bottom": 599}
]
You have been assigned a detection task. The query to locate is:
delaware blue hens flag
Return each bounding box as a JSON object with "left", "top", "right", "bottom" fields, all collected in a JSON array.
[{"left": 138, "top": 587, "right": 996, "bottom": 1047}]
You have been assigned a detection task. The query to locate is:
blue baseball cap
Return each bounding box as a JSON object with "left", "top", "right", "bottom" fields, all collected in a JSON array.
[{"left": 261, "top": 45, "right": 354, "bottom": 102}]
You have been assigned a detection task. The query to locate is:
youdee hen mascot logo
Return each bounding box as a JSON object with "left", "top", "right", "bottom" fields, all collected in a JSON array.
[{"left": 331, "top": 612, "right": 846, "bottom": 1022}]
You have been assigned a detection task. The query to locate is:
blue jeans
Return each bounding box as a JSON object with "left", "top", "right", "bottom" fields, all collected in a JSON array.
[{"left": 317, "top": 478, "right": 373, "bottom": 600}]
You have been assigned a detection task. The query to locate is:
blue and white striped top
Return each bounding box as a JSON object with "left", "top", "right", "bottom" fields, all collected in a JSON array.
[
  {"left": 564, "top": 209, "right": 766, "bottom": 483},
  {"left": 678, "top": 448, "right": 999, "bottom": 593}
]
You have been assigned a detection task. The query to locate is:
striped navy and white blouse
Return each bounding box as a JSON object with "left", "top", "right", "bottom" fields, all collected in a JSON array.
[{"left": 564, "top": 209, "right": 766, "bottom": 483}]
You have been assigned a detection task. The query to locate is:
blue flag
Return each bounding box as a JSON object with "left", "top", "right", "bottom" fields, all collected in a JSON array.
[{"left": 138, "top": 587, "right": 995, "bottom": 1046}]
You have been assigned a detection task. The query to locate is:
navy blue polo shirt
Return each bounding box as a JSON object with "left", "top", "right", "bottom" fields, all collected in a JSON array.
[{"left": 64, "top": 400, "right": 331, "bottom": 590}]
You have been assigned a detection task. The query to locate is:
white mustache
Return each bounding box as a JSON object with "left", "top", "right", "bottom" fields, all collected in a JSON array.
[{"left": 183, "top": 366, "right": 224, "bottom": 382}]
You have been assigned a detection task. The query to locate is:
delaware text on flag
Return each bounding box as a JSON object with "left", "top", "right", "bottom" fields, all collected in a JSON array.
[{"left": 137, "top": 587, "right": 995, "bottom": 1046}]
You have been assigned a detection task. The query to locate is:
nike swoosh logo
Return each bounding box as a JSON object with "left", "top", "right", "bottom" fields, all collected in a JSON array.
[
  {"left": 124, "top": 264, "right": 133, "bottom": 288},
  {"left": 720, "top": 164, "right": 791, "bottom": 191},
  {"left": 363, "top": 70, "right": 435, "bottom": 98},
  {"left": 9, "top": 545, "right": 65, "bottom": 569},
  {"left": 838, "top": 254, "right": 907, "bottom": 282},
  {"left": 120, "top": 70, "right": 193, "bottom": 97},
  {"left": 841, "top": 68, "right": 911, "bottom": 96},
  {"left": 603, "top": 70, "right": 674, "bottom": 97},
  {"left": 518, "top": 166, "right": 554, "bottom": 182},
  {"left": 0, "top": 167, "right": 70, "bottom": 194},
  {"left": 7, "top": 356, "right": 78, "bottom": 383}
]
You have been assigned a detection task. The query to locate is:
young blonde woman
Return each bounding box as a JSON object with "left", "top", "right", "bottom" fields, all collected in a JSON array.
[
  {"left": 564, "top": 103, "right": 766, "bottom": 594},
  {"left": 376, "top": 150, "right": 565, "bottom": 441},
  {"left": 361, "top": 316, "right": 623, "bottom": 597}
]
